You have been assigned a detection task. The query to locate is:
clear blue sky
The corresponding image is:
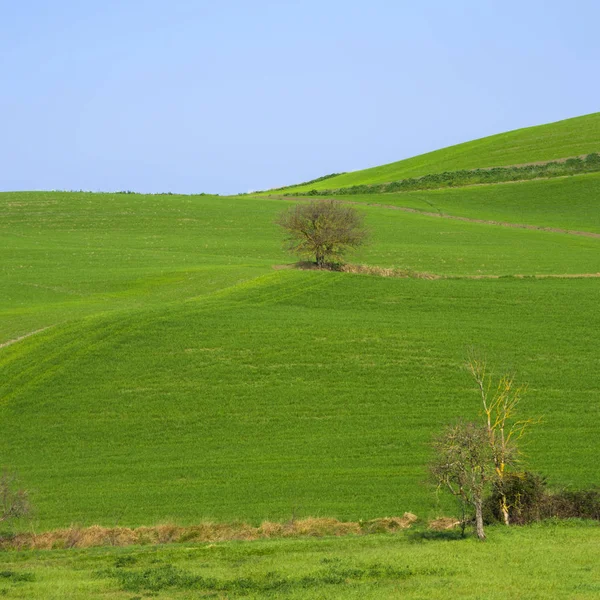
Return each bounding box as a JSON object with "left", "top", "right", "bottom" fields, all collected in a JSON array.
[{"left": 2, "top": 0, "right": 598, "bottom": 195}]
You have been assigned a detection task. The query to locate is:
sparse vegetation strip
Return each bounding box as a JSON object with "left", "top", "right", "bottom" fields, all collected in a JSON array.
[
  {"left": 101, "top": 560, "right": 438, "bottom": 595},
  {"left": 290, "top": 262, "right": 600, "bottom": 280},
  {"left": 1, "top": 515, "right": 418, "bottom": 551},
  {"left": 283, "top": 153, "right": 600, "bottom": 196}
]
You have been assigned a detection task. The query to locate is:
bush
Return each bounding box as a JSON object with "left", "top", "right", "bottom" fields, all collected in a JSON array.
[
  {"left": 277, "top": 199, "right": 368, "bottom": 266},
  {"left": 0, "top": 472, "right": 30, "bottom": 527},
  {"left": 484, "top": 472, "right": 547, "bottom": 525},
  {"left": 484, "top": 472, "right": 600, "bottom": 524},
  {"left": 565, "top": 157, "right": 583, "bottom": 168},
  {"left": 547, "top": 488, "right": 600, "bottom": 520}
]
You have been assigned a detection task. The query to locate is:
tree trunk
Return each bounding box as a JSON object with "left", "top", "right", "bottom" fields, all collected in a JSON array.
[
  {"left": 474, "top": 499, "right": 486, "bottom": 541},
  {"left": 500, "top": 494, "right": 510, "bottom": 525}
]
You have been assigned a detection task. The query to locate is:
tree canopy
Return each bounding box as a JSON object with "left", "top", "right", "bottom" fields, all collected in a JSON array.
[{"left": 277, "top": 199, "right": 367, "bottom": 266}]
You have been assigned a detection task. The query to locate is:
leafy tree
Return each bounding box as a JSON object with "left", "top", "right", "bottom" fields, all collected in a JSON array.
[
  {"left": 467, "top": 354, "right": 538, "bottom": 525},
  {"left": 430, "top": 422, "right": 495, "bottom": 540},
  {"left": 277, "top": 200, "right": 367, "bottom": 267}
]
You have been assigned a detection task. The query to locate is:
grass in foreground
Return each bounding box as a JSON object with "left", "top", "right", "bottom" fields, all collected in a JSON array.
[
  {"left": 2, "top": 273, "right": 599, "bottom": 529},
  {"left": 0, "top": 521, "right": 598, "bottom": 599}
]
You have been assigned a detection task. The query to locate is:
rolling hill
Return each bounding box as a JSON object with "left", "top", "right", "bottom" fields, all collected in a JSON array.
[
  {"left": 273, "top": 112, "right": 600, "bottom": 192},
  {"left": 1, "top": 114, "right": 600, "bottom": 531}
]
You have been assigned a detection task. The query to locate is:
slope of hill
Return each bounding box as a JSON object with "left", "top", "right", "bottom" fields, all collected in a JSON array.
[
  {"left": 329, "top": 172, "right": 600, "bottom": 234},
  {"left": 1, "top": 187, "right": 600, "bottom": 530},
  {"left": 3, "top": 189, "right": 600, "bottom": 344},
  {"left": 274, "top": 112, "right": 600, "bottom": 192},
  {"left": 2, "top": 271, "right": 600, "bottom": 528}
]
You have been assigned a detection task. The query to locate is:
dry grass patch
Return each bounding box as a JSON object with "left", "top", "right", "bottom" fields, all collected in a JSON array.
[
  {"left": 291, "top": 262, "right": 439, "bottom": 279},
  {"left": 1, "top": 514, "right": 420, "bottom": 550},
  {"left": 428, "top": 517, "right": 461, "bottom": 531}
]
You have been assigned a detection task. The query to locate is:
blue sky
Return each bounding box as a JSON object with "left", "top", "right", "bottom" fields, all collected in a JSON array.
[{"left": 1, "top": 0, "right": 598, "bottom": 194}]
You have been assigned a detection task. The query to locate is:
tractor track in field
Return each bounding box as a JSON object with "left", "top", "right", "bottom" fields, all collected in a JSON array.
[
  {"left": 267, "top": 195, "right": 600, "bottom": 239},
  {"left": 454, "top": 272, "right": 600, "bottom": 280},
  {"left": 356, "top": 201, "right": 600, "bottom": 239},
  {"left": 0, "top": 326, "right": 53, "bottom": 350}
]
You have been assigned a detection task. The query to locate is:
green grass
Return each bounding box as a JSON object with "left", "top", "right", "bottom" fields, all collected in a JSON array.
[
  {"left": 0, "top": 522, "right": 598, "bottom": 598},
  {"left": 0, "top": 191, "right": 282, "bottom": 342},
  {"left": 340, "top": 203, "right": 600, "bottom": 275},
  {"left": 3, "top": 190, "right": 600, "bottom": 343},
  {"left": 1, "top": 182, "right": 599, "bottom": 531},
  {"left": 2, "top": 272, "right": 599, "bottom": 529},
  {"left": 276, "top": 112, "right": 600, "bottom": 192},
  {"left": 333, "top": 171, "right": 600, "bottom": 234}
]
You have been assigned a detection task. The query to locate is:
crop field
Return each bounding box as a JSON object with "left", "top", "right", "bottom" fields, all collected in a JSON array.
[
  {"left": 1, "top": 176, "right": 600, "bottom": 532},
  {"left": 274, "top": 112, "right": 600, "bottom": 192},
  {"left": 5, "top": 0, "right": 600, "bottom": 585}
]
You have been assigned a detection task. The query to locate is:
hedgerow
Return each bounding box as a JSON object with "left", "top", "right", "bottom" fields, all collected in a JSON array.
[{"left": 287, "top": 154, "right": 600, "bottom": 196}]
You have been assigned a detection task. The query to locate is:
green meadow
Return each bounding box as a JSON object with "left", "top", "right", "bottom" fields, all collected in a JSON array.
[
  {"left": 1, "top": 113, "right": 600, "bottom": 597},
  {"left": 275, "top": 112, "right": 600, "bottom": 192},
  {"left": 1, "top": 179, "right": 600, "bottom": 530},
  {"left": 0, "top": 522, "right": 598, "bottom": 599},
  {"left": 2, "top": 271, "right": 600, "bottom": 528}
]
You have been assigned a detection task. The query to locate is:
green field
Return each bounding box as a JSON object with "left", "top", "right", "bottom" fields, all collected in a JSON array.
[
  {"left": 273, "top": 112, "right": 600, "bottom": 192},
  {"left": 0, "top": 522, "right": 598, "bottom": 599},
  {"left": 324, "top": 172, "right": 600, "bottom": 234},
  {"left": 2, "top": 113, "right": 600, "bottom": 599},
  {"left": 1, "top": 179, "right": 600, "bottom": 531},
  {"left": 3, "top": 188, "right": 600, "bottom": 345},
  {"left": 2, "top": 112, "right": 600, "bottom": 553}
]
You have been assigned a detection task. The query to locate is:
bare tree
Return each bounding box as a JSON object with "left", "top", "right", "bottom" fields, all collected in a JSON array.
[
  {"left": 0, "top": 472, "right": 30, "bottom": 525},
  {"left": 277, "top": 200, "right": 368, "bottom": 267},
  {"left": 467, "top": 353, "right": 537, "bottom": 525},
  {"left": 430, "top": 422, "right": 495, "bottom": 541}
]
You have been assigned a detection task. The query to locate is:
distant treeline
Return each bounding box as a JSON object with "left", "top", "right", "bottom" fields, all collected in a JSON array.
[{"left": 286, "top": 153, "right": 600, "bottom": 197}]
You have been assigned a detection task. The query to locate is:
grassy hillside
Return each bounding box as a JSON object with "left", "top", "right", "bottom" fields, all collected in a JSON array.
[
  {"left": 1, "top": 189, "right": 600, "bottom": 530},
  {"left": 331, "top": 172, "right": 600, "bottom": 234},
  {"left": 2, "top": 274, "right": 600, "bottom": 528},
  {"left": 3, "top": 189, "right": 600, "bottom": 343},
  {"left": 275, "top": 112, "right": 600, "bottom": 192}
]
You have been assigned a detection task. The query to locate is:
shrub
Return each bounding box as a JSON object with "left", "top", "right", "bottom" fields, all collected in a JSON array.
[
  {"left": 287, "top": 154, "right": 600, "bottom": 197},
  {"left": 547, "top": 488, "right": 600, "bottom": 520},
  {"left": 0, "top": 473, "right": 30, "bottom": 527},
  {"left": 484, "top": 472, "right": 547, "bottom": 525},
  {"left": 484, "top": 473, "right": 600, "bottom": 524},
  {"left": 277, "top": 199, "right": 368, "bottom": 266}
]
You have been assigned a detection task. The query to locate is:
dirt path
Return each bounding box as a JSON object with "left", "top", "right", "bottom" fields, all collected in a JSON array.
[
  {"left": 0, "top": 326, "right": 53, "bottom": 350},
  {"left": 267, "top": 195, "right": 600, "bottom": 239}
]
